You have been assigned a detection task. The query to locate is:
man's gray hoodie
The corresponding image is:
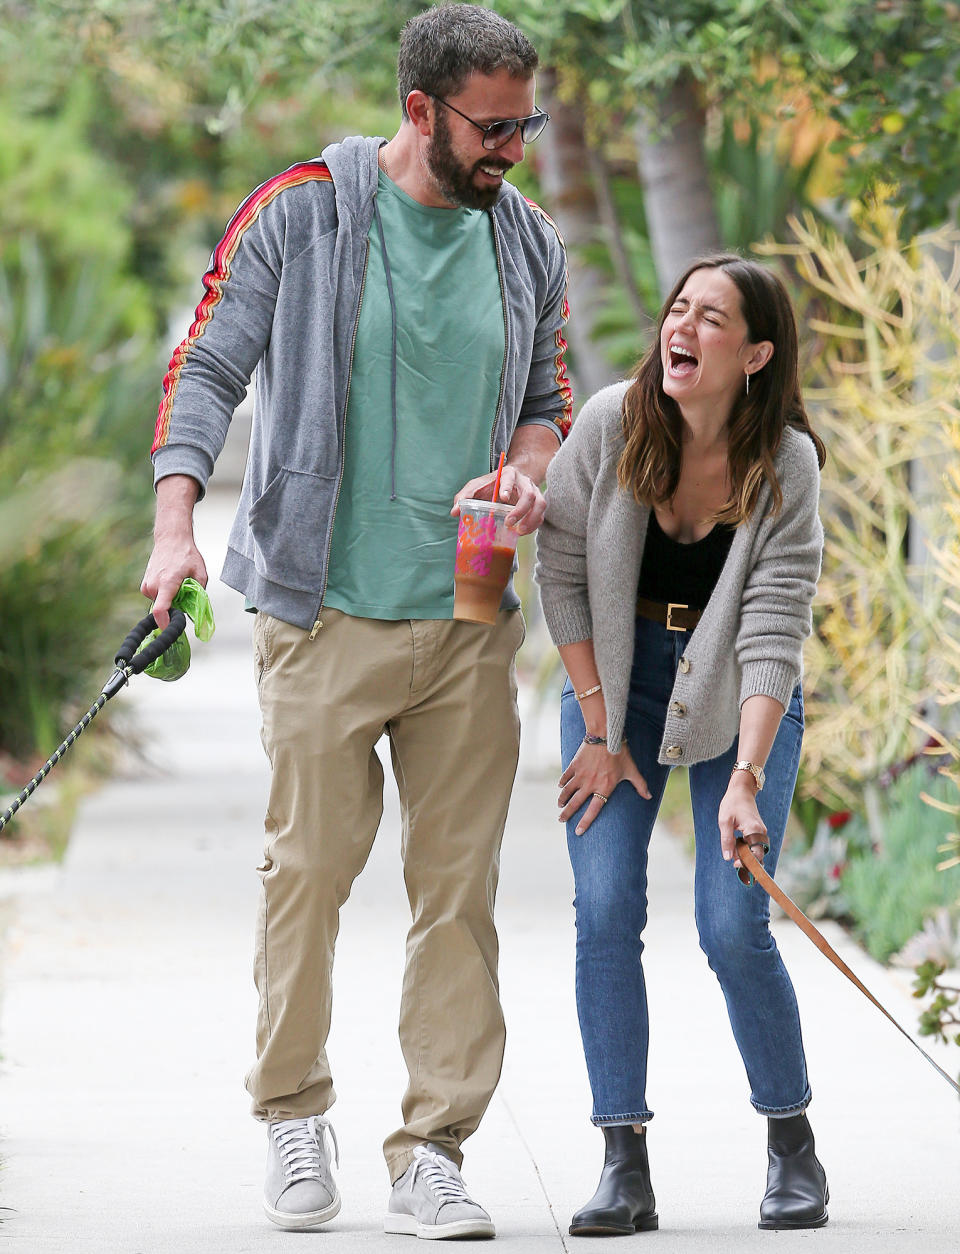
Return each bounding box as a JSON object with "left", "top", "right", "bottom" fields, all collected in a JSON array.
[{"left": 151, "top": 135, "right": 571, "bottom": 632}]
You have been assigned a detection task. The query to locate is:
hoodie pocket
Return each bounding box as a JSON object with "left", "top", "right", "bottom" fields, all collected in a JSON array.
[{"left": 248, "top": 467, "right": 338, "bottom": 592}]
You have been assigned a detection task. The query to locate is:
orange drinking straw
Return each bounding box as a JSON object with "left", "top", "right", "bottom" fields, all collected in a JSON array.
[{"left": 492, "top": 450, "right": 505, "bottom": 504}]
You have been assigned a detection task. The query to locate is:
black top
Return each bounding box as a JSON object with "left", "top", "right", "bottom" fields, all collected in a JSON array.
[{"left": 636, "top": 510, "right": 735, "bottom": 610}]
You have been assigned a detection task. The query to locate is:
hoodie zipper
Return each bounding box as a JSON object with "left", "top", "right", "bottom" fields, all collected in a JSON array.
[{"left": 309, "top": 237, "right": 371, "bottom": 641}]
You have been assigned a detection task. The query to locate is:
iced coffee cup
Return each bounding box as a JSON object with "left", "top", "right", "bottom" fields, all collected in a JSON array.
[{"left": 453, "top": 499, "right": 519, "bottom": 625}]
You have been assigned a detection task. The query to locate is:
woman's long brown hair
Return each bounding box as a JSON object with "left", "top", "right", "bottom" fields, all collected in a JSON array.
[{"left": 619, "top": 254, "right": 825, "bottom": 523}]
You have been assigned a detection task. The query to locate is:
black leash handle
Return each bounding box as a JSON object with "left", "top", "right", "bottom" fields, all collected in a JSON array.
[
  {"left": 0, "top": 609, "right": 189, "bottom": 833},
  {"left": 115, "top": 609, "right": 187, "bottom": 674}
]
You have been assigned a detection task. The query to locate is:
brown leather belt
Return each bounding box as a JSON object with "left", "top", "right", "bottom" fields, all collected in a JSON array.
[
  {"left": 736, "top": 839, "right": 960, "bottom": 1097},
  {"left": 636, "top": 596, "right": 703, "bottom": 632}
]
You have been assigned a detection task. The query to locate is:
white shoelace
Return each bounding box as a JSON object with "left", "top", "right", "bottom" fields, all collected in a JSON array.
[
  {"left": 272, "top": 1115, "right": 340, "bottom": 1186},
  {"left": 410, "top": 1146, "right": 471, "bottom": 1205}
]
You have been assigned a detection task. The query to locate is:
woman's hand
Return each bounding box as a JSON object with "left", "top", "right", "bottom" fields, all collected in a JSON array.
[
  {"left": 718, "top": 773, "right": 768, "bottom": 869},
  {"left": 559, "top": 741, "right": 652, "bottom": 836}
]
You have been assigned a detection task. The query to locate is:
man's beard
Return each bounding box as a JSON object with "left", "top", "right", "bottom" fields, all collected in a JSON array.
[{"left": 425, "top": 111, "right": 511, "bottom": 211}]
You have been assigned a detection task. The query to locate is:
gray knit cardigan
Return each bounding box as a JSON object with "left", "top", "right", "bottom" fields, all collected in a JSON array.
[{"left": 535, "top": 381, "right": 824, "bottom": 761}]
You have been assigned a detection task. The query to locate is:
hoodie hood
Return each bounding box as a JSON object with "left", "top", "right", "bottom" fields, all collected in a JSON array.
[{"left": 320, "top": 135, "right": 384, "bottom": 225}]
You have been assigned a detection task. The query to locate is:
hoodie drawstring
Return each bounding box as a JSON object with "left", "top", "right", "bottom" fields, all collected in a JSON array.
[{"left": 372, "top": 191, "right": 399, "bottom": 502}]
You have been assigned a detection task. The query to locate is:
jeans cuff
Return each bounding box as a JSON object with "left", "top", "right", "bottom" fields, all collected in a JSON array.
[
  {"left": 751, "top": 1087, "right": 812, "bottom": 1117},
  {"left": 591, "top": 1111, "right": 654, "bottom": 1126}
]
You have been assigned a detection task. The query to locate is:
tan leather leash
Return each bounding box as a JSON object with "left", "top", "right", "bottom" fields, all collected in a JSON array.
[{"left": 735, "top": 837, "right": 960, "bottom": 1098}]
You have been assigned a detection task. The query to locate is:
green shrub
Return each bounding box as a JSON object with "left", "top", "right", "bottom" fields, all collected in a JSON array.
[
  {"left": 840, "top": 763, "right": 960, "bottom": 961},
  {"left": 778, "top": 812, "right": 869, "bottom": 921},
  {"left": 0, "top": 163, "right": 158, "bottom": 764},
  {"left": 0, "top": 460, "right": 148, "bottom": 758}
]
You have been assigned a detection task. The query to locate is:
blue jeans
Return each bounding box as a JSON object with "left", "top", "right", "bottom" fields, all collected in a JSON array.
[{"left": 561, "top": 615, "right": 812, "bottom": 1125}]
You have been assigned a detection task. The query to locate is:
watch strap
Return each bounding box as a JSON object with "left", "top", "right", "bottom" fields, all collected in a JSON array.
[{"left": 731, "top": 760, "right": 765, "bottom": 791}]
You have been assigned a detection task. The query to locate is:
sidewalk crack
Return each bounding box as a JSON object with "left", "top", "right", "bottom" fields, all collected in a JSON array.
[{"left": 498, "top": 1092, "right": 569, "bottom": 1250}]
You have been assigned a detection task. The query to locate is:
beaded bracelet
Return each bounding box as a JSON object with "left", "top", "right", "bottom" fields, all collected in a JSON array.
[{"left": 575, "top": 683, "right": 602, "bottom": 701}]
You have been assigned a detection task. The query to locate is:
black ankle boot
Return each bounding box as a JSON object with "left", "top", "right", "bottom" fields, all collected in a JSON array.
[
  {"left": 758, "top": 1113, "right": 829, "bottom": 1230},
  {"left": 569, "top": 1125, "right": 658, "bottom": 1237}
]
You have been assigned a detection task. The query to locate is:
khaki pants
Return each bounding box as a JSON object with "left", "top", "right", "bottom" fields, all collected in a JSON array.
[{"left": 245, "top": 607, "right": 524, "bottom": 1181}]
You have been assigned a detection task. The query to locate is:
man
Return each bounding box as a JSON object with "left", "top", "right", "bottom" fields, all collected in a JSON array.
[{"left": 142, "top": 3, "right": 570, "bottom": 1239}]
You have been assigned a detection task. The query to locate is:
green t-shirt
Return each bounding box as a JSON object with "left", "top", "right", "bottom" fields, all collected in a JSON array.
[{"left": 324, "top": 172, "right": 505, "bottom": 619}]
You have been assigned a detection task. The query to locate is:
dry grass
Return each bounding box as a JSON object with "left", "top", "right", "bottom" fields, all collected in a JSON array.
[{"left": 760, "top": 201, "right": 960, "bottom": 813}]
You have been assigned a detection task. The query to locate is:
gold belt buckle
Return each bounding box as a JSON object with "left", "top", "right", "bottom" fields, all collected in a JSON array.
[{"left": 666, "top": 602, "right": 688, "bottom": 631}]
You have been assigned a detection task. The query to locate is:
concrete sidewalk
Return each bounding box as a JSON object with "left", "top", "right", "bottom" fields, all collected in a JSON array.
[{"left": 1, "top": 488, "right": 958, "bottom": 1253}]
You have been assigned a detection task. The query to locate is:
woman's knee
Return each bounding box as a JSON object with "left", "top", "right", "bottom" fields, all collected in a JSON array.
[
  {"left": 695, "top": 903, "right": 772, "bottom": 972},
  {"left": 574, "top": 880, "right": 648, "bottom": 946}
]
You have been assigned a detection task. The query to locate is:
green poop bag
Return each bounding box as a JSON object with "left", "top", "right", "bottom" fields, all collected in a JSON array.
[{"left": 142, "top": 578, "right": 216, "bottom": 681}]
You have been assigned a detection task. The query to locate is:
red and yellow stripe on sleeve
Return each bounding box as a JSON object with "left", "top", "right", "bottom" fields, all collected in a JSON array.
[
  {"left": 523, "top": 196, "right": 573, "bottom": 440},
  {"left": 552, "top": 291, "right": 573, "bottom": 440},
  {"left": 152, "top": 161, "right": 333, "bottom": 454}
]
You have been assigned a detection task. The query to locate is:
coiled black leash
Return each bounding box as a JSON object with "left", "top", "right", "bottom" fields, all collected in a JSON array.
[{"left": 0, "top": 609, "right": 187, "bottom": 834}]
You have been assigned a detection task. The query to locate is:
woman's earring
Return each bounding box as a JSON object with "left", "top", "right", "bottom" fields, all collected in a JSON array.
[{"left": 745, "top": 372, "right": 750, "bottom": 396}]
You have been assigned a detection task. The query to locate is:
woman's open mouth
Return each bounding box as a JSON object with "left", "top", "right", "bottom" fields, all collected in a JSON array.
[{"left": 668, "top": 344, "right": 699, "bottom": 377}]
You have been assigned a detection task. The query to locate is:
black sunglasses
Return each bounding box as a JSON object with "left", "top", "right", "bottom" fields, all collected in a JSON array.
[{"left": 427, "top": 94, "right": 550, "bottom": 150}]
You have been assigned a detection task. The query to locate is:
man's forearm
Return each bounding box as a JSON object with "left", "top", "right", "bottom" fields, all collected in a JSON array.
[
  {"left": 506, "top": 424, "right": 561, "bottom": 485},
  {"left": 154, "top": 474, "right": 201, "bottom": 537}
]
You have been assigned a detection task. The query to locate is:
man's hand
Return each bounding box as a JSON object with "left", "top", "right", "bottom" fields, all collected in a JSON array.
[
  {"left": 451, "top": 465, "right": 546, "bottom": 535},
  {"left": 451, "top": 425, "right": 559, "bottom": 536},
  {"left": 141, "top": 475, "right": 207, "bottom": 628}
]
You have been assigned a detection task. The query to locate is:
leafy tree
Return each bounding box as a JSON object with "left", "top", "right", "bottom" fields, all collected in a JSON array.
[
  {"left": 814, "top": 1, "right": 960, "bottom": 235},
  {"left": 504, "top": 0, "right": 958, "bottom": 292},
  {"left": 503, "top": 0, "right": 857, "bottom": 290},
  {"left": 0, "top": 1, "right": 411, "bottom": 304}
]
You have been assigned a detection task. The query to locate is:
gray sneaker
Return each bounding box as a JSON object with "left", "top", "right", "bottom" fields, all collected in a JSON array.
[
  {"left": 263, "top": 1115, "right": 341, "bottom": 1231},
  {"left": 384, "top": 1144, "right": 495, "bottom": 1240}
]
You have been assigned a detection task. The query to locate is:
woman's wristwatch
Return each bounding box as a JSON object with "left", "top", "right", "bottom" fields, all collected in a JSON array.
[{"left": 731, "top": 760, "right": 765, "bottom": 792}]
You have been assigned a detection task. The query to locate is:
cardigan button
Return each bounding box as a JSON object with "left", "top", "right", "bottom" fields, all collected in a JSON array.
[
  {"left": 670, "top": 701, "right": 687, "bottom": 717},
  {"left": 678, "top": 656, "right": 691, "bottom": 674},
  {"left": 665, "top": 744, "right": 683, "bottom": 759}
]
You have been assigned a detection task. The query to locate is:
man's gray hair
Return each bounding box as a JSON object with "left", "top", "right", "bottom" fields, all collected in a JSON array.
[{"left": 397, "top": 4, "right": 538, "bottom": 118}]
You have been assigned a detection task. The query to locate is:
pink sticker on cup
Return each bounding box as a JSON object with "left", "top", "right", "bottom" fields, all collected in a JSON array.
[{"left": 456, "top": 511, "right": 496, "bottom": 576}]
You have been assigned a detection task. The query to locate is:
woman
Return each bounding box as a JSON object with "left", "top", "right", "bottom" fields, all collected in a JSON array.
[{"left": 536, "top": 255, "right": 828, "bottom": 1235}]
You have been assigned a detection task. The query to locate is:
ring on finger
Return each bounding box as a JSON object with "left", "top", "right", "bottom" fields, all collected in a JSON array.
[{"left": 593, "top": 792, "right": 608, "bottom": 805}]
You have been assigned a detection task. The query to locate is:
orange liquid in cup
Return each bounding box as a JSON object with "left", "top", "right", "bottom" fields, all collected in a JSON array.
[{"left": 453, "top": 542, "right": 515, "bottom": 625}]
